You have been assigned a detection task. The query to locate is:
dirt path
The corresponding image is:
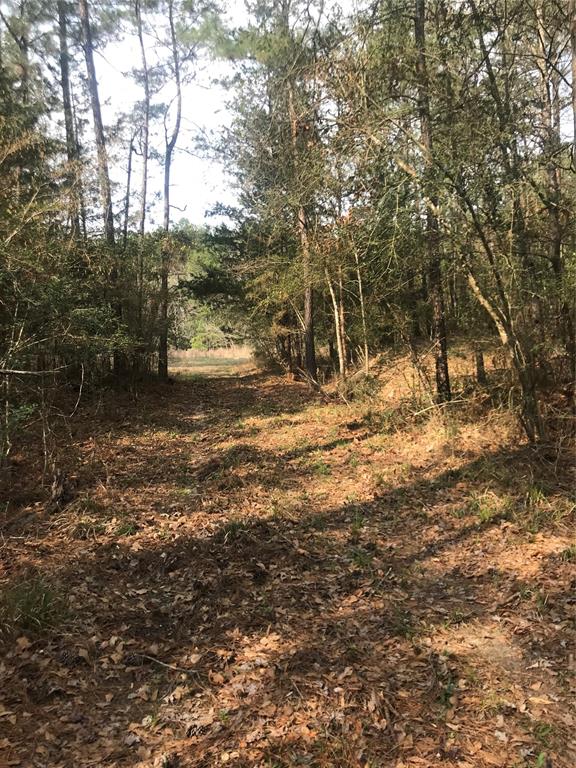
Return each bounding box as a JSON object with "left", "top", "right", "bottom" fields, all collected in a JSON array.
[{"left": 1, "top": 373, "right": 575, "bottom": 767}]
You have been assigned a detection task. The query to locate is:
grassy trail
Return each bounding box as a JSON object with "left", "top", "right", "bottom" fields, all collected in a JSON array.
[{"left": 1, "top": 372, "right": 574, "bottom": 767}]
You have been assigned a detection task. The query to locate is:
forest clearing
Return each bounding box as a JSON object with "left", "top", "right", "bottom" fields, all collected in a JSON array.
[{"left": 1, "top": 350, "right": 575, "bottom": 768}]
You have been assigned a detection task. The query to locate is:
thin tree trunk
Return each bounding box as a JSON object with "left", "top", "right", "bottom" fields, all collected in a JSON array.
[
  {"left": 475, "top": 347, "right": 487, "bottom": 385},
  {"left": 71, "top": 84, "right": 88, "bottom": 240},
  {"left": 326, "top": 268, "right": 345, "bottom": 377},
  {"left": 135, "top": 0, "right": 150, "bottom": 238},
  {"left": 158, "top": 0, "right": 182, "bottom": 380},
  {"left": 414, "top": 0, "right": 451, "bottom": 403},
  {"left": 463, "top": 254, "right": 544, "bottom": 442},
  {"left": 299, "top": 206, "right": 318, "bottom": 383},
  {"left": 78, "top": 0, "right": 121, "bottom": 376},
  {"left": 78, "top": 0, "right": 115, "bottom": 246},
  {"left": 337, "top": 264, "right": 347, "bottom": 374},
  {"left": 570, "top": 0, "right": 576, "bottom": 162},
  {"left": 57, "top": 0, "right": 80, "bottom": 237},
  {"left": 352, "top": 240, "right": 369, "bottom": 374},
  {"left": 286, "top": 62, "right": 317, "bottom": 385},
  {"left": 122, "top": 135, "right": 135, "bottom": 249},
  {"left": 553, "top": 2, "right": 576, "bottom": 378},
  {"left": 135, "top": 0, "right": 150, "bottom": 339}
]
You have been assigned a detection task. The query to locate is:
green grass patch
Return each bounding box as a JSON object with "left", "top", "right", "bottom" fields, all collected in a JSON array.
[
  {"left": 469, "top": 491, "right": 514, "bottom": 524},
  {"left": 310, "top": 458, "right": 331, "bottom": 476},
  {"left": 71, "top": 517, "right": 106, "bottom": 539},
  {"left": 350, "top": 547, "right": 373, "bottom": 569},
  {"left": 532, "top": 721, "right": 554, "bottom": 747},
  {"left": 0, "top": 577, "right": 67, "bottom": 637},
  {"left": 115, "top": 519, "right": 139, "bottom": 537},
  {"left": 560, "top": 544, "right": 576, "bottom": 562},
  {"left": 218, "top": 518, "right": 249, "bottom": 543}
]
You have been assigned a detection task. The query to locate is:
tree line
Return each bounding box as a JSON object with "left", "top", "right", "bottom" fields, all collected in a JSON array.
[
  {"left": 0, "top": 0, "right": 574, "bottom": 460},
  {"left": 222, "top": 0, "right": 575, "bottom": 442}
]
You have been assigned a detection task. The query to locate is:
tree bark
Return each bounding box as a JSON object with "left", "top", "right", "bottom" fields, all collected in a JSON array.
[
  {"left": 570, "top": 0, "right": 576, "bottom": 163},
  {"left": 475, "top": 348, "right": 487, "bottom": 385},
  {"left": 299, "top": 206, "right": 318, "bottom": 383},
  {"left": 414, "top": 0, "right": 451, "bottom": 403},
  {"left": 337, "top": 265, "right": 347, "bottom": 374},
  {"left": 135, "top": 0, "right": 150, "bottom": 239},
  {"left": 158, "top": 0, "right": 182, "bottom": 380},
  {"left": 351, "top": 239, "right": 369, "bottom": 374},
  {"left": 288, "top": 74, "right": 317, "bottom": 385},
  {"left": 122, "top": 135, "right": 135, "bottom": 249},
  {"left": 57, "top": 0, "right": 80, "bottom": 237},
  {"left": 536, "top": 4, "right": 575, "bottom": 377},
  {"left": 326, "top": 268, "right": 345, "bottom": 377},
  {"left": 69, "top": 83, "right": 88, "bottom": 239},
  {"left": 78, "top": 0, "right": 115, "bottom": 247},
  {"left": 135, "top": 0, "right": 150, "bottom": 339}
]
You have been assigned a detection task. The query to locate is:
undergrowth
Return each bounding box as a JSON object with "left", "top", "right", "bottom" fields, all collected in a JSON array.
[{"left": 0, "top": 577, "right": 67, "bottom": 638}]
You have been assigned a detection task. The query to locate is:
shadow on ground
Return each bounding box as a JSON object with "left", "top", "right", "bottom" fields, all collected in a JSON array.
[{"left": 1, "top": 374, "right": 574, "bottom": 768}]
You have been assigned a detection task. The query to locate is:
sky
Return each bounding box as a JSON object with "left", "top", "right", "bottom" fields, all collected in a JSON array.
[
  {"left": 96, "top": 3, "right": 247, "bottom": 230},
  {"left": 94, "top": 0, "right": 355, "bottom": 231}
]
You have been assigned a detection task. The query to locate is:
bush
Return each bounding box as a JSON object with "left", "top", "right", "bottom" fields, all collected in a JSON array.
[{"left": 338, "top": 372, "right": 381, "bottom": 402}]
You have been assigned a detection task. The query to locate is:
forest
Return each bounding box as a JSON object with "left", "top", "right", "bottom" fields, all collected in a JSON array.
[{"left": 0, "top": 0, "right": 575, "bottom": 767}]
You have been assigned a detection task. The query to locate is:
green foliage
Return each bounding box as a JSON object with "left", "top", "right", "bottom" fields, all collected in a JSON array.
[
  {"left": 560, "top": 545, "right": 576, "bottom": 562},
  {"left": 338, "top": 374, "right": 382, "bottom": 403},
  {"left": 218, "top": 518, "right": 249, "bottom": 543},
  {"left": 0, "top": 578, "right": 67, "bottom": 637},
  {"left": 469, "top": 492, "right": 513, "bottom": 524}
]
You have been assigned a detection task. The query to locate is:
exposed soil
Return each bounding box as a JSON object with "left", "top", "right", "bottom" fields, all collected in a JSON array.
[{"left": 1, "top": 367, "right": 575, "bottom": 767}]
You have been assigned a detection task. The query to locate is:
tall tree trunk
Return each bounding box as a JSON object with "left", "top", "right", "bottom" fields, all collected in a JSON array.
[
  {"left": 570, "top": 0, "right": 576, "bottom": 163},
  {"left": 135, "top": 0, "right": 150, "bottom": 338},
  {"left": 71, "top": 84, "right": 88, "bottom": 240},
  {"left": 78, "top": 0, "right": 115, "bottom": 246},
  {"left": 135, "top": 0, "right": 150, "bottom": 238},
  {"left": 158, "top": 0, "right": 182, "bottom": 380},
  {"left": 122, "top": 135, "right": 135, "bottom": 249},
  {"left": 288, "top": 75, "right": 317, "bottom": 385},
  {"left": 337, "top": 265, "right": 347, "bottom": 373},
  {"left": 299, "top": 206, "right": 318, "bottom": 383},
  {"left": 536, "top": 5, "right": 575, "bottom": 377},
  {"left": 414, "top": 0, "right": 451, "bottom": 403},
  {"left": 326, "top": 268, "right": 345, "bottom": 377},
  {"left": 351, "top": 240, "right": 369, "bottom": 374},
  {"left": 78, "top": 0, "right": 121, "bottom": 376},
  {"left": 57, "top": 0, "right": 80, "bottom": 237}
]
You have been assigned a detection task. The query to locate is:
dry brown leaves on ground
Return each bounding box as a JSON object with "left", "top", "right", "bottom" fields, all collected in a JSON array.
[{"left": 0, "top": 370, "right": 575, "bottom": 767}]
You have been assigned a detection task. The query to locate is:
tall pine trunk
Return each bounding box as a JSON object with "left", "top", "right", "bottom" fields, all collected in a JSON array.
[
  {"left": 57, "top": 0, "right": 80, "bottom": 237},
  {"left": 298, "top": 205, "right": 318, "bottom": 383},
  {"left": 288, "top": 78, "right": 317, "bottom": 385},
  {"left": 158, "top": 0, "right": 182, "bottom": 380},
  {"left": 536, "top": 5, "right": 575, "bottom": 378},
  {"left": 326, "top": 268, "right": 345, "bottom": 377},
  {"left": 135, "top": 0, "right": 150, "bottom": 342},
  {"left": 414, "top": 0, "right": 451, "bottom": 403},
  {"left": 78, "top": 0, "right": 114, "bottom": 247},
  {"left": 122, "top": 135, "right": 135, "bottom": 249},
  {"left": 570, "top": 1, "right": 576, "bottom": 163},
  {"left": 79, "top": 0, "right": 120, "bottom": 376}
]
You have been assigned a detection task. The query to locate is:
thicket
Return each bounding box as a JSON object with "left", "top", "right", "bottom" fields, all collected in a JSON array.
[{"left": 221, "top": 0, "right": 575, "bottom": 443}]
